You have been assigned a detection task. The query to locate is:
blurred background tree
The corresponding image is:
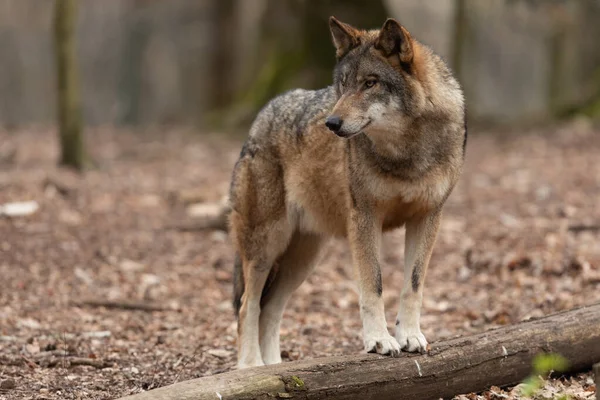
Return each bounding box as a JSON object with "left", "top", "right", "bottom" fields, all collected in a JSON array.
[
  {"left": 54, "top": 0, "right": 85, "bottom": 170},
  {"left": 207, "top": 0, "right": 389, "bottom": 129},
  {"left": 0, "top": 0, "right": 599, "bottom": 132}
]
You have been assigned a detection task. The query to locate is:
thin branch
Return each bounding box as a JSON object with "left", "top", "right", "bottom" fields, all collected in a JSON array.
[
  {"left": 568, "top": 224, "right": 600, "bottom": 233},
  {"left": 72, "top": 298, "right": 178, "bottom": 312}
]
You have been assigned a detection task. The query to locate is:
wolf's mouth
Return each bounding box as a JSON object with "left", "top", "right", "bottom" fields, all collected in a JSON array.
[{"left": 335, "top": 119, "right": 372, "bottom": 138}]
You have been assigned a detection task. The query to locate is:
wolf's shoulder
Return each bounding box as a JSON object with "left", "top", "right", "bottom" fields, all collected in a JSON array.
[
  {"left": 261, "top": 86, "right": 336, "bottom": 123},
  {"left": 250, "top": 86, "right": 336, "bottom": 138},
  {"left": 273, "top": 86, "right": 336, "bottom": 107}
]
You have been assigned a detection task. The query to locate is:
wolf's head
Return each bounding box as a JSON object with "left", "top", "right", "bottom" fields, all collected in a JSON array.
[{"left": 325, "top": 17, "right": 429, "bottom": 139}]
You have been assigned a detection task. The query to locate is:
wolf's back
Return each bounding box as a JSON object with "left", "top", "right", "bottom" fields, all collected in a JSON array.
[{"left": 248, "top": 86, "right": 336, "bottom": 141}]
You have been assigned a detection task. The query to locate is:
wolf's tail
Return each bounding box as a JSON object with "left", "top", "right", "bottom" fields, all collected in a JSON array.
[{"left": 232, "top": 253, "right": 244, "bottom": 318}]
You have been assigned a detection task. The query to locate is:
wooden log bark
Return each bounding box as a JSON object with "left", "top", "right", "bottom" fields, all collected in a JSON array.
[{"left": 119, "top": 303, "right": 600, "bottom": 400}]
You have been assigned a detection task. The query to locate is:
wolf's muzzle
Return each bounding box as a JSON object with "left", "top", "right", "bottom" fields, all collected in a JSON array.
[{"left": 325, "top": 116, "right": 343, "bottom": 133}]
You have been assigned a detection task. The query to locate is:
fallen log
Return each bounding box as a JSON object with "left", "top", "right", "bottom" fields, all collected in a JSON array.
[{"left": 119, "top": 303, "right": 600, "bottom": 400}]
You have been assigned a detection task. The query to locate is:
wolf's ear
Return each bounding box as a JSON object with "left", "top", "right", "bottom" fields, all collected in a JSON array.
[
  {"left": 375, "top": 18, "right": 413, "bottom": 65},
  {"left": 329, "top": 16, "right": 360, "bottom": 59}
]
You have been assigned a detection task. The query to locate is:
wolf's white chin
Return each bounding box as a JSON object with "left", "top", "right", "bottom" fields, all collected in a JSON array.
[{"left": 338, "top": 119, "right": 371, "bottom": 138}]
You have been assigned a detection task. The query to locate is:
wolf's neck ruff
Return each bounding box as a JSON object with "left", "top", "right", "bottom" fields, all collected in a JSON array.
[{"left": 349, "top": 133, "right": 419, "bottom": 179}]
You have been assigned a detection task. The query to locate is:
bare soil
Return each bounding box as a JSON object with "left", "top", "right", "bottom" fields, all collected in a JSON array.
[{"left": 1, "top": 122, "right": 599, "bottom": 400}]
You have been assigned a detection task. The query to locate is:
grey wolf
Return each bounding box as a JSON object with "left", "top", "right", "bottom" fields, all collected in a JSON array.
[{"left": 227, "top": 16, "right": 466, "bottom": 368}]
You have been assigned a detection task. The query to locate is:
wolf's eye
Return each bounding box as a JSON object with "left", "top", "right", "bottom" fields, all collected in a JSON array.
[{"left": 364, "top": 78, "right": 378, "bottom": 89}]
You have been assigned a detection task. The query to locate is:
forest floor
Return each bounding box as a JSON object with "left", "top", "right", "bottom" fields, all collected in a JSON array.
[{"left": 1, "top": 122, "right": 599, "bottom": 400}]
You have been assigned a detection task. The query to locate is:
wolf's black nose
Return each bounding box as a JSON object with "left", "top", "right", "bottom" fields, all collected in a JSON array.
[{"left": 325, "top": 116, "right": 343, "bottom": 132}]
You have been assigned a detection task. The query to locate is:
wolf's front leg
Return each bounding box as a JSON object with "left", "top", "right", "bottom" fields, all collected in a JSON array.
[
  {"left": 348, "top": 209, "right": 400, "bottom": 357},
  {"left": 395, "top": 209, "right": 442, "bottom": 353}
]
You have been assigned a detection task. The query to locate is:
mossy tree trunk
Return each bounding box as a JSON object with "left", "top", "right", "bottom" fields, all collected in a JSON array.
[{"left": 55, "top": 0, "right": 85, "bottom": 170}]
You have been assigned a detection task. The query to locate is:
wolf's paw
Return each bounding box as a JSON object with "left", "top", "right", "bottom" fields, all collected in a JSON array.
[
  {"left": 261, "top": 352, "right": 282, "bottom": 365},
  {"left": 364, "top": 333, "right": 401, "bottom": 357},
  {"left": 395, "top": 326, "right": 428, "bottom": 353},
  {"left": 236, "top": 359, "right": 265, "bottom": 369}
]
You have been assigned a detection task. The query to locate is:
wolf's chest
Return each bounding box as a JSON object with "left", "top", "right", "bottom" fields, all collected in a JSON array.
[{"left": 371, "top": 175, "right": 450, "bottom": 230}]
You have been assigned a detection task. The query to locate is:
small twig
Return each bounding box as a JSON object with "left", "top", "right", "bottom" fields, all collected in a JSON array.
[
  {"left": 68, "top": 357, "right": 112, "bottom": 369},
  {"left": 414, "top": 360, "right": 422, "bottom": 377},
  {"left": 164, "top": 218, "right": 228, "bottom": 232},
  {"left": 165, "top": 199, "right": 230, "bottom": 232},
  {"left": 0, "top": 143, "right": 16, "bottom": 166},
  {"left": 173, "top": 344, "right": 204, "bottom": 384},
  {"left": 568, "top": 224, "right": 600, "bottom": 233},
  {"left": 39, "top": 356, "right": 112, "bottom": 369},
  {"left": 32, "top": 350, "right": 74, "bottom": 359},
  {"left": 0, "top": 356, "right": 25, "bottom": 366},
  {"left": 94, "top": 249, "right": 116, "bottom": 266},
  {"left": 20, "top": 355, "right": 38, "bottom": 369},
  {"left": 593, "top": 362, "right": 599, "bottom": 400},
  {"left": 73, "top": 298, "right": 176, "bottom": 312},
  {"left": 61, "top": 331, "right": 69, "bottom": 370},
  {"left": 43, "top": 175, "right": 76, "bottom": 197},
  {"left": 168, "top": 189, "right": 207, "bottom": 205},
  {"left": 489, "top": 389, "right": 509, "bottom": 399}
]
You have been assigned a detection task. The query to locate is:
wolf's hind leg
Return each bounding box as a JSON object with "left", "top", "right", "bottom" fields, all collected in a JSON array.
[
  {"left": 259, "top": 232, "right": 323, "bottom": 365},
  {"left": 235, "top": 215, "right": 293, "bottom": 369},
  {"left": 395, "top": 209, "right": 442, "bottom": 353},
  {"left": 236, "top": 258, "right": 272, "bottom": 368},
  {"left": 229, "top": 142, "right": 291, "bottom": 368}
]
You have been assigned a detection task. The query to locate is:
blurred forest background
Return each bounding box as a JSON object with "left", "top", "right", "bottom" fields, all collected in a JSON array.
[
  {"left": 1, "top": 0, "right": 600, "bottom": 131},
  {"left": 2, "top": 2, "right": 600, "bottom": 399}
]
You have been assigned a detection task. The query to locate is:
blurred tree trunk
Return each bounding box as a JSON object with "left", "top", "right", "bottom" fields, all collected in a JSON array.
[
  {"left": 54, "top": 0, "right": 85, "bottom": 170},
  {"left": 210, "top": 0, "right": 236, "bottom": 110},
  {"left": 547, "top": 1, "right": 571, "bottom": 116},
  {"left": 216, "top": 0, "right": 388, "bottom": 130},
  {"left": 118, "top": 0, "right": 151, "bottom": 126},
  {"left": 451, "top": 0, "right": 467, "bottom": 83}
]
